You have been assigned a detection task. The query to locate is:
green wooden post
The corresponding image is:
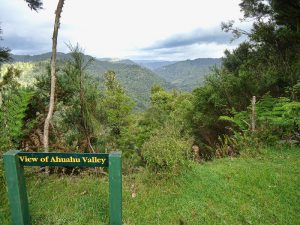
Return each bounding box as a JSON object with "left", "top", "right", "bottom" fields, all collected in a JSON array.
[
  {"left": 109, "top": 152, "right": 122, "bottom": 225},
  {"left": 3, "top": 150, "right": 30, "bottom": 225}
]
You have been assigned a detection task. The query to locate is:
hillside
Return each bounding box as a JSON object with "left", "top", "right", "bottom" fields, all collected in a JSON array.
[
  {"left": 10, "top": 53, "right": 171, "bottom": 109},
  {"left": 133, "top": 60, "right": 177, "bottom": 70},
  {"left": 11, "top": 52, "right": 71, "bottom": 62},
  {"left": 87, "top": 60, "right": 171, "bottom": 109},
  {"left": 1, "top": 146, "right": 299, "bottom": 224},
  {"left": 154, "top": 58, "right": 222, "bottom": 91},
  {"left": 10, "top": 54, "right": 223, "bottom": 96}
]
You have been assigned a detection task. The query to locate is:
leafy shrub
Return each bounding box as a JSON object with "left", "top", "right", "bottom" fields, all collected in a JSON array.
[
  {"left": 141, "top": 124, "right": 192, "bottom": 175},
  {"left": 219, "top": 95, "right": 300, "bottom": 155}
]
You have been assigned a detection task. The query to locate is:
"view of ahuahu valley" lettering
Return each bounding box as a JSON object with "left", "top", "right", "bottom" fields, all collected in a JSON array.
[{"left": 19, "top": 155, "right": 107, "bottom": 164}]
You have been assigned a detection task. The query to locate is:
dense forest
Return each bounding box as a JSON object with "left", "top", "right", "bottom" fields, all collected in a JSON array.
[
  {"left": 0, "top": 0, "right": 299, "bottom": 174},
  {"left": 0, "top": 0, "right": 300, "bottom": 224}
]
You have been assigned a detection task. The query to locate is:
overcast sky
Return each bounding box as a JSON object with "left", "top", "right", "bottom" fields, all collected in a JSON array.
[{"left": 1, "top": 0, "right": 246, "bottom": 60}]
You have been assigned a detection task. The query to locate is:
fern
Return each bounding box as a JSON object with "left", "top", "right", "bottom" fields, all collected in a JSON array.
[{"left": 0, "top": 89, "right": 33, "bottom": 152}]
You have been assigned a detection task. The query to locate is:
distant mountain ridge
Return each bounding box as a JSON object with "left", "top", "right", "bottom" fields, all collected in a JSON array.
[
  {"left": 154, "top": 58, "right": 222, "bottom": 91},
  {"left": 133, "top": 60, "right": 177, "bottom": 70},
  {"left": 10, "top": 52, "right": 222, "bottom": 102},
  {"left": 10, "top": 52, "right": 171, "bottom": 109},
  {"left": 11, "top": 52, "right": 69, "bottom": 62}
]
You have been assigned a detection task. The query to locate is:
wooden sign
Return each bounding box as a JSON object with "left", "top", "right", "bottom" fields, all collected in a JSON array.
[
  {"left": 3, "top": 150, "right": 122, "bottom": 225},
  {"left": 18, "top": 152, "right": 109, "bottom": 167}
]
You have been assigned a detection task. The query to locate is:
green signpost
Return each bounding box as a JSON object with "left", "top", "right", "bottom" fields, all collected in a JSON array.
[{"left": 3, "top": 150, "right": 122, "bottom": 225}]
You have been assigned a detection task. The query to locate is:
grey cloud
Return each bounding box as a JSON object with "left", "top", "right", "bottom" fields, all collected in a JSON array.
[
  {"left": 1, "top": 34, "right": 50, "bottom": 54},
  {"left": 1, "top": 32, "right": 70, "bottom": 55},
  {"left": 150, "top": 47, "right": 184, "bottom": 55},
  {"left": 2, "top": 35, "right": 47, "bottom": 49},
  {"left": 144, "top": 28, "right": 232, "bottom": 50}
]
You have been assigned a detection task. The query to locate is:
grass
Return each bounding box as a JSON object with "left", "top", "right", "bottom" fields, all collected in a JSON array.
[{"left": 1, "top": 146, "right": 299, "bottom": 224}]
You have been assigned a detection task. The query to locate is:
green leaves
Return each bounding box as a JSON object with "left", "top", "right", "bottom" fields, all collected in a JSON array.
[
  {"left": 142, "top": 123, "right": 192, "bottom": 175},
  {"left": 0, "top": 89, "right": 33, "bottom": 152},
  {"left": 98, "top": 70, "right": 135, "bottom": 152},
  {"left": 191, "top": 0, "right": 300, "bottom": 150},
  {"left": 218, "top": 95, "right": 300, "bottom": 153},
  {"left": 256, "top": 96, "right": 300, "bottom": 129}
]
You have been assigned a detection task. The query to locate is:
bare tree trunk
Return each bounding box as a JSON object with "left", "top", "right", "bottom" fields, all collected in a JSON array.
[
  {"left": 251, "top": 96, "right": 256, "bottom": 132},
  {"left": 43, "top": 0, "right": 65, "bottom": 153},
  {"left": 79, "top": 71, "right": 94, "bottom": 152}
]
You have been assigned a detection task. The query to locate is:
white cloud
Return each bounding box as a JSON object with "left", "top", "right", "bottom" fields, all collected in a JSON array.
[{"left": 0, "top": 0, "right": 245, "bottom": 60}]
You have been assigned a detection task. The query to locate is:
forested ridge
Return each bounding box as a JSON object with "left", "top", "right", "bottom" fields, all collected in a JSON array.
[
  {"left": 154, "top": 58, "right": 222, "bottom": 91},
  {"left": 1, "top": 0, "right": 300, "bottom": 223},
  {"left": 7, "top": 53, "right": 172, "bottom": 109}
]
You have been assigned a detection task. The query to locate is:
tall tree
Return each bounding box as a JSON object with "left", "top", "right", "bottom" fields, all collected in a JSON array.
[
  {"left": 100, "top": 71, "right": 134, "bottom": 152},
  {"left": 62, "top": 44, "right": 97, "bottom": 152},
  {"left": 43, "top": 0, "right": 65, "bottom": 153}
]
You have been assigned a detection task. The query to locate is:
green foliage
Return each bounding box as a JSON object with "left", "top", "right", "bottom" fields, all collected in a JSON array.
[
  {"left": 1, "top": 0, "right": 298, "bottom": 174},
  {"left": 135, "top": 86, "right": 193, "bottom": 152},
  {"left": 154, "top": 58, "right": 221, "bottom": 91},
  {"left": 191, "top": 0, "right": 300, "bottom": 153},
  {"left": 11, "top": 52, "right": 170, "bottom": 110},
  {"left": 256, "top": 96, "right": 300, "bottom": 128},
  {"left": 219, "top": 96, "right": 300, "bottom": 155},
  {"left": 9, "top": 48, "right": 137, "bottom": 156},
  {"left": 272, "top": 0, "right": 300, "bottom": 32},
  {"left": 98, "top": 70, "right": 135, "bottom": 153},
  {"left": 0, "top": 66, "right": 22, "bottom": 90},
  {"left": 61, "top": 45, "right": 98, "bottom": 152},
  {"left": 191, "top": 76, "right": 230, "bottom": 152},
  {"left": 132, "top": 87, "right": 194, "bottom": 171},
  {"left": 142, "top": 123, "right": 192, "bottom": 174},
  {"left": 90, "top": 62, "right": 171, "bottom": 110},
  {"left": 0, "top": 89, "right": 33, "bottom": 152},
  {"left": 0, "top": 65, "right": 33, "bottom": 152},
  {"left": 219, "top": 113, "right": 249, "bottom": 131},
  {"left": 0, "top": 47, "right": 10, "bottom": 66},
  {"left": 0, "top": 62, "right": 36, "bottom": 86},
  {"left": 51, "top": 46, "right": 104, "bottom": 152}
]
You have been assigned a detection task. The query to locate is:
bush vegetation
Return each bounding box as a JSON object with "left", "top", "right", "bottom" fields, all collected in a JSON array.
[
  {"left": 0, "top": 0, "right": 299, "bottom": 175},
  {"left": 0, "top": 1, "right": 299, "bottom": 224}
]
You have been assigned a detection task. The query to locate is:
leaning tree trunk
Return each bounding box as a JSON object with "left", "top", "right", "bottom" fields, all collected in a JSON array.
[{"left": 43, "top": 0, "right": 65, "bottom": 153}]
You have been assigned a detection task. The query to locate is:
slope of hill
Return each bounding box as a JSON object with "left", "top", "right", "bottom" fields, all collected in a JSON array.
[
  {"left": 154, "top": 58, "right": 222, "bottom": 91},
  {"left": 10, "top": 53, "right": 222, "bottom": 103},
  {"left": 10, "top": 53, "right": 171, "bottom": 109},
  {"left": 97, "top": 58, "right": 137, "bottom": 65},
  {"left": 87, "top": 60, "right": 171, "bottom": 108},
  {"left": 133, "top": 60, "right": 177, "bottom": 70},
  {"left": 11, "top": 52, "right": 70, "bottom": 62}
]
